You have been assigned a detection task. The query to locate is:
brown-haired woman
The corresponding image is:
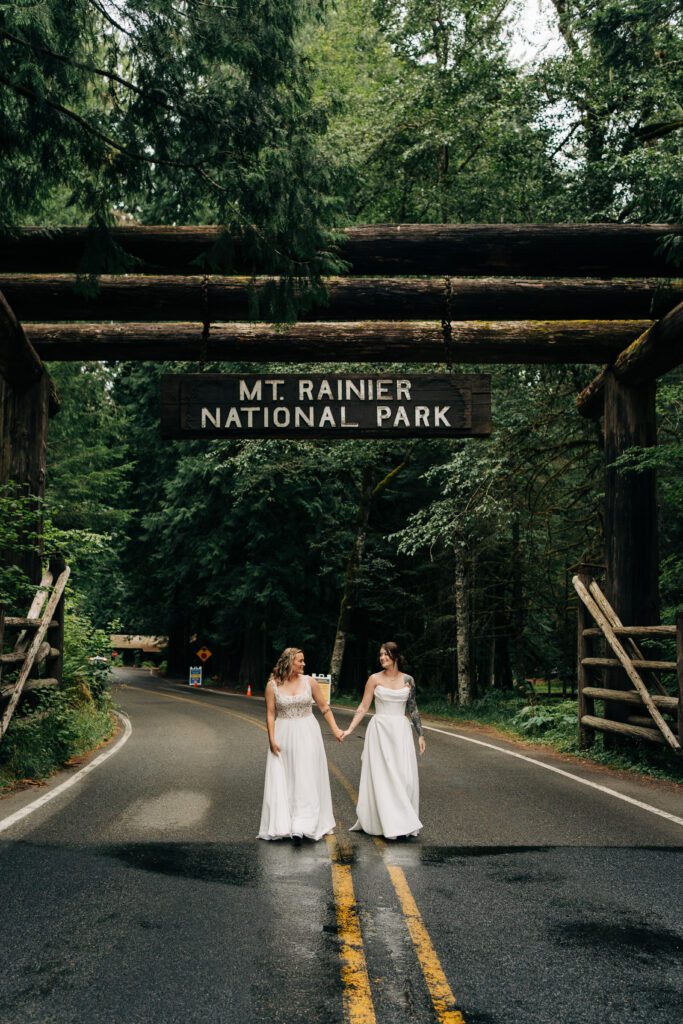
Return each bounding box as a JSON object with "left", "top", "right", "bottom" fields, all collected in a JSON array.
[
  {"left": 258, "top": 647, "right": 343, "bottom": 841},
  {"left": 340, "top": 641, "right": 425, "bottom": 839}
]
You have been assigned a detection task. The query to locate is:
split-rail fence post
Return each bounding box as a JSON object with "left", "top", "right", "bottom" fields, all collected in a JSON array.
[
  {"left": 576, "top": 569, "right": 595, "bottom": 748},
  {"left": 46, "top": 553, "right": 66, "bottom": 685},
  {"left": 677, "top": 611, "right": 683, "bottom": 747}
]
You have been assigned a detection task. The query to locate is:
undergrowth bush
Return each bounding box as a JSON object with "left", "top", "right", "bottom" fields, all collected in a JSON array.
[
  {"left": 0, "top": 686, "right": 114, "bottom": 779},
  {"left": 512, "top": 701, "right": 578, "bottom": 743},
  {"left": 0, "top": 591, "right": 115, "bottom": 786},
  {"left": 334, "top": 688, "right": 683, "bottom": 783}
]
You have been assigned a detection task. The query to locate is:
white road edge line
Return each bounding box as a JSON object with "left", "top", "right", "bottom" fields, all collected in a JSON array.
[
  {"left": 0, "top": 711, "right": 132, "bottom": 835},
  {"left": 138, "top": 684, "right": 683, "bottom": 830},
  {"left": 423, "top": 724, "right": 683, "bottom": 829}
]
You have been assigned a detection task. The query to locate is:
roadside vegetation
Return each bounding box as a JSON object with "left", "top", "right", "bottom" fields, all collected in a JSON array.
[
  {"left": 0, "top": 597, "right": 115, "bottom": 792},
  {"left": 331, "top": 688, "right": 683, "bottom": 784}
]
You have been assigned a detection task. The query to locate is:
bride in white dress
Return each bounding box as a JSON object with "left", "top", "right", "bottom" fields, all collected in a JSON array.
[
  {"left": 258, "top": 647, "right": 343, "bottom": 841},
  {"left": 341, "top": 642, "right": 425, "bottom": 839}
]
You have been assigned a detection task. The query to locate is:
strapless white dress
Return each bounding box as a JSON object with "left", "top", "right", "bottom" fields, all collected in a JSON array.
[
  {"left": 258, "top": 676, "right": 335, "bottom": 841},
  {"left": 350, "top": 684, "right": 422, "bottom": 839}
]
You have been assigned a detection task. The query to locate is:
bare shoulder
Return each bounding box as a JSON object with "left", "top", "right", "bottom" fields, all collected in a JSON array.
[{"left": 404, "top": 674, "right": 416, "bottom": 690}]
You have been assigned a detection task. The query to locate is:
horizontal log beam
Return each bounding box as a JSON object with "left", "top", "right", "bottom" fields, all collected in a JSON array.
[
  {"left": 583, "top": 625, "right": 676, "bottom": 637},
  {"left": 580, "top": 713, "right": 666, "bottom": 744},
  {"left": 582, "top": 657, "right": 676, "bottom": 671},
  {"left": 0, "top": 651, "right": 26, "bottom": 664},
  {"left": 25, "top": 320, "right": 650, "bottom": 364},
  {"left": 1, "top": 224, "right": 681, "bottom": 277},
  {"left": 576, "top": 300, "right": 683, "bottom": 418},
  {"left": 0, "top": 291, "right": 43, "bottom": 389},
  {"left": 612, "top": 298, "right": 683, "bottom": 383},
  {"left": 582, "top": 686, "right": 678, "bottom": 709},
  {"left": 0, "top": 677, "right": 58, "bottom": 701},
  {"left": 626, "top": 715, "right": 673, "bottom": 728},
  {"left": 1, "top": 274, "right": 680, "bottom": 324},
  {"left": 3, "top": 617, "right": 58, "bottom": 628}
]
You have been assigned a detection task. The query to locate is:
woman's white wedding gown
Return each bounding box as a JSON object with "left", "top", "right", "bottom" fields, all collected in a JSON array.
[
  {"left": 350, "top": 684, "right": 422, "bottom": 839},
  {"left": 258, "top": 676, "right": 335, "bottom": 841}
]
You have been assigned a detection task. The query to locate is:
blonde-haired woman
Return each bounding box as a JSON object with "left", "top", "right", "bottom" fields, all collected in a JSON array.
[{"left": 258, "top": 647, "right": 343, "bottom": 841}]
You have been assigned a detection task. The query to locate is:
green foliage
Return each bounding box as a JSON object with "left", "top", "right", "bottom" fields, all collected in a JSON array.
[
  {"left": 44, "top": 362, "right": 130, "bottom": 625},
  {"left": 391, "top": 365, "right": 603, "bottom": 688},
  {"left": 512, "top": 700, "right": 578, "bottom": 740},
  {"left": 0, "top": 594, "right": 113, "bottom": 786},
  {"left": 309, "top": 0, "right": 683, "bottom": 223},
  {"left": 533, "top": 0, "right": 683, "bottom": 221},
  {"left": 0, "top": 484, "right": 42, "bottom": 606},
  {"left": 0, "top": 686, "right": 114, "bottom": 782},
  {"left": 61, "top": 594, "right": 112, "bottom": 694},
  {"left": 0, "top": 0, "right": 344, "bottom": 311}
]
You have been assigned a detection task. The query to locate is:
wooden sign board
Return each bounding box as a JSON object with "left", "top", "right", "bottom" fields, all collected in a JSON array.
[{"left": 160, "top": 373, "right": 491, "bottom": 439}]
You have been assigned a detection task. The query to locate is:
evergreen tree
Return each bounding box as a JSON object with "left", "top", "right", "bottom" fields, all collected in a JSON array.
[{"left": 0, "top": 0, "right": 343, "bottom": 290}]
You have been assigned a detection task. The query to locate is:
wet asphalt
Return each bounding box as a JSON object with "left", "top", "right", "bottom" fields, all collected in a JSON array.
[{"left": 0, "top": 668, "right": 681, "bottom": 1024}]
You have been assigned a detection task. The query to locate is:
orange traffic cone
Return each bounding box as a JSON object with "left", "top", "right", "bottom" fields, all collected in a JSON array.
[{"left": 246, "top": 683, "right": 252, "bottom": 697}]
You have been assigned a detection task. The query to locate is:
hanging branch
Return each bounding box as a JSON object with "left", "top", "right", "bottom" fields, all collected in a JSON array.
[{"left": 0, "top": 28, "right": 170, "bottom": 106}]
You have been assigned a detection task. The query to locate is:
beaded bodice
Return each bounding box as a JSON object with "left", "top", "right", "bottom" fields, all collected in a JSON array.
[{"left": 272, "top": 677, "right": 313, "bottom": 720}]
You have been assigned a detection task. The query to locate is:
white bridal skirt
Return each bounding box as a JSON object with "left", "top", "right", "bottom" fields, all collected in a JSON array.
[
  {"left": 258, "top": 715, "right": 335, "bottom": 841},
  {"left": 350, "top": 715, "right": 422, "bottom": 839}
]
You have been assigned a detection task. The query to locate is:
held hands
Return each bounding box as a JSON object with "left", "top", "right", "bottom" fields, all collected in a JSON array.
[
  {"left": 418, "top": 736, "right": 426, "bottom": 756},
  {"left": 337, "top": 729, "right": 349, "bottom": 742},
  {"left": 335, "top": 728, "right": 345, "bottom": 742}
]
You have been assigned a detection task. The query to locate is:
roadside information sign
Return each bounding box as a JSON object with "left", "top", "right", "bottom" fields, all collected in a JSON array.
[
  {"left": 196, "top": 646, "right": 212, "bottom": 662},
  {"left": 313, "top": 674, "right": 332, "bottom": 706},
  {"left": 189, "top": 666, "right": 202, "bottom": 687}
]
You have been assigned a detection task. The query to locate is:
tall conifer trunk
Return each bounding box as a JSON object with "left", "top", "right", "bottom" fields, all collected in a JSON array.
[
  {"left": 455, "top": 541, "right": 472, "bottom": 705},
  {"left": 329, "top": 466, "right": 376, "bottom": 693}
]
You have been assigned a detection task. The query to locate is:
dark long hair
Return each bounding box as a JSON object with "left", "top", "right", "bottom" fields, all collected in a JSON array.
[{"left": 380, "top": 641, "right": 405, "bottom": 671}]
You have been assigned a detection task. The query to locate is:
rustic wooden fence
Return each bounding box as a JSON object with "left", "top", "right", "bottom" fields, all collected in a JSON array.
[
  {"left": 0, "top": 554, "right": 69, "bottom": 741},
  {"left": 573, "top": 570, "right": 682, "bottom": 752}
]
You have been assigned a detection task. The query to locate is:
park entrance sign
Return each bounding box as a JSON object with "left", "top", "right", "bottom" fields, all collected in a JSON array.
[{"left": 160, "top": 373, "right": 491, "bottom": 439}]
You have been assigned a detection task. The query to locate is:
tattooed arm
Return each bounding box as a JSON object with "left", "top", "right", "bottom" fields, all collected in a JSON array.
[{"left": 405, "top": 675, "right": 426, "bottom": 754}]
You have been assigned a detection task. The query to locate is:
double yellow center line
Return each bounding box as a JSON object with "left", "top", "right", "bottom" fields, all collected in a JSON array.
[
  {"left": 131, "top": 686, "right": 464, "bottom": 1023},
  {"left": 326, "top": 831, "right": 376, "bottom": 1024},
  {"left": 329, "top": 763, "right": 465, "bottom": 1024}
]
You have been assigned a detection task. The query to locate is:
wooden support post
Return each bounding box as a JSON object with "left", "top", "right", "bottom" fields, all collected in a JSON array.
[
  {"left": 0, "top": 373, "right": 52, "bottom": 586},
  {"left": 576, "top": 570, "right": 595, "bottom": 748},
  {"left": 577, "top": 300, "right": 683, "bottom": 419},
  {"left": 0, "top": 604, "right": 4, "bottom": 687},
  {"left": 46, "top": 553, "right": 66, "bottom": 685},
  {"left": 603, "top": 371, "right": 659, "bottom": 736},
  {"left": 677, "top": 611, "right": 683, "bottom": 747},
  {"left": 0, "top": 291, "right": 43, "bottom": 390},
  {"left": 0, "top": 291, "right": 56, "bottom": 589}
]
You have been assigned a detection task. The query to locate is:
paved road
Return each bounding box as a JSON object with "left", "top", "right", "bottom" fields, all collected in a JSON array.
[{"left": 0, "top": 668, "right": 681, "bottom": 1024}]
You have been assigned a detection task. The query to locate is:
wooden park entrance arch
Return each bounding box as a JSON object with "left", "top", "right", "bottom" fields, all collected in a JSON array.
[{"left": 1, "top": 222, "right": 682, "bottom": 748}]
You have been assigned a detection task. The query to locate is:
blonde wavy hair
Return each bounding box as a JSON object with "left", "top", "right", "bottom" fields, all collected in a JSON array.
[{"left": 269, "top": 647, "right": 303, "bottom": 685}]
